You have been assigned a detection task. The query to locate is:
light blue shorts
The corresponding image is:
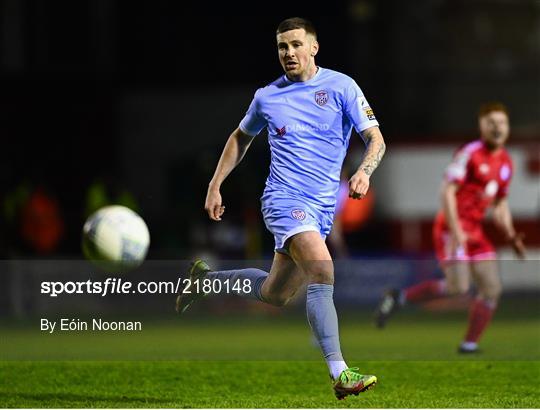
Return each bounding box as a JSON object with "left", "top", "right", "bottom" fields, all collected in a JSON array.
[{"left": 261, "top": 193, "right": 335, "bottom": 255}]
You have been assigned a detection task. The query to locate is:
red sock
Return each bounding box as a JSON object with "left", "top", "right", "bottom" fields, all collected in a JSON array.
[
  {"left": 464, "top": 298, "right": 496, "bottom": 343},
  {"left": 404, "top": 279, "right": 446, "bottom": 304}
]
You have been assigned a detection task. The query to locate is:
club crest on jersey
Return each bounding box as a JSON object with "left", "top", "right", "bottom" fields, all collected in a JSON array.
[
  {"left": 485, "top": 180, "right": 499, "bottom": 197},
  {"left": 315, "top": 90, "right": 328, "bottom": 106},
  {"left": 500, "top": 164, "right": 511, "bottom": 181},
  {"left": 291, "top": 209, "right": 306, "bottom": 221}
]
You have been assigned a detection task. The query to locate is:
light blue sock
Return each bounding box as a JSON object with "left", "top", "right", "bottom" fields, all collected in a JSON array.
[
  {"left": 206, "top": 268, "right": 267, "bottom": 301},
  {"left": 306, "top": 283, "right": 348, "bottom": 379}
]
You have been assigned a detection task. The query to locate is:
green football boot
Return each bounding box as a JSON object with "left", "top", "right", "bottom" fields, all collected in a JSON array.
[
  {"left": 175, "top": 259, "right": 211, "bottom": 314},
  {"left": 333, "top": 367, "right": 377, "bottom": 400}
]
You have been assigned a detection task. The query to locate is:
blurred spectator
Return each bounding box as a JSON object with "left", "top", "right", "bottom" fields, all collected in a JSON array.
[
  {"left": 2, "top": 181, "right": 64, "bottom": 256},
  {"left": 21, "top": 186, "right": 64, "bottom": 255}
]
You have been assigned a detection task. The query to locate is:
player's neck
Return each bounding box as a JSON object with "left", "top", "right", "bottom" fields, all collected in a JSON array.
[
  {"left": 287, "top": 64, "right": 319, "bottom": 82},
  {"left": 481, "top": 139, "right": 503, "bottom": 154}
]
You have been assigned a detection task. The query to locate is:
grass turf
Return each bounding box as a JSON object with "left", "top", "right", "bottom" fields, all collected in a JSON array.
[
  {"left": 1, "top": 314, "right": 539, "bottom": 407},
  {"left": 1, "top": 360, "right": 539, "bottom": 408}
]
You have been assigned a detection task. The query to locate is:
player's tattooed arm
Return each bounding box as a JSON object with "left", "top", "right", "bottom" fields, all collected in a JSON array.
[
  {"left": 348, "top": 126, "right": 386, "bottom": 199},
  {"left": 359, "top": 126, "right": 386, "bottom": 176}
]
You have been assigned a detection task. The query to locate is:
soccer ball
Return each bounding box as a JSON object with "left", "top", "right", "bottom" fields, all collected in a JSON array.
[{"left": 82, "top": 205, "right": 150, "bottom": 272}]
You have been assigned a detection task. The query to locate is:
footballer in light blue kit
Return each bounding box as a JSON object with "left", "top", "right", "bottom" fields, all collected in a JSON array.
[
  {"left": 240, "top": 66, "right": 379, "bottom": 254},
  {"left": 176, "top": 17, "right": 386, "bottom": 400}
]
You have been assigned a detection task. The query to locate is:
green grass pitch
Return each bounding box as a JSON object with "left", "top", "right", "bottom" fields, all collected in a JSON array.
[{"left": 1, "top": 311, "right": 539, "bottom": 408}]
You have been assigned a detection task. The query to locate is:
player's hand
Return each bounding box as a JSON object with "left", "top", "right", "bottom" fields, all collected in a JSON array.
[
  {"left": 450, "top": 229, "right": 468, "bottom": 256},
  {"left": 348, "top": 170, "right": 370, "bottom": 200},
  {"left": 204, "top": 187, "right": 225, "bottom": 221},
  {"left": 509, "top": 232, "right": 526, "bottom": 259}
]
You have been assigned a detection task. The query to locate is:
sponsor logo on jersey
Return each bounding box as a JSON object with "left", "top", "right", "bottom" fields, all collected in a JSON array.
[
  {"left": 280, "top": 123, "right": 330, "bottom": 134},
  {"left": 479, "top": 163, "right": 489, "bottom": 174},
  {"left": 485, "top": 180, "right": 499, "bottom": 197},
  {"left": 291, "top": 209, "right": 306, "bottom": 221},
  {"left": 315, "top": 90, "right": 328, "bottom": 106},
  {"left": 500, "top": 164, "right": 511, "bottom": 181},
  {"left": 364, "top": 107, "right": 376, "bottom": 120}
]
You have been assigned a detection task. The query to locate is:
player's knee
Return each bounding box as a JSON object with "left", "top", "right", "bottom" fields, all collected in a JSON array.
[
  {"left": 481, "top": 284, "right": 502, "bottom": 301},
  {"left": 303, "top": 262, "right": 334, "bottom": 284},
  {"left": 447, "top": 282, "right": 470, "bottom": 296}
]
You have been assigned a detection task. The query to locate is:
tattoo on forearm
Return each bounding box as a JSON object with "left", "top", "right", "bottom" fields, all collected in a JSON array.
[{"left": 360, "top": 129, "right": 386, "bottom": 176}]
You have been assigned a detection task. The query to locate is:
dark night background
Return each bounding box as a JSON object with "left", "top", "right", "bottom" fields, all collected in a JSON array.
[{"left": 1, "top": 0, "right": 539, "bottom": 259}]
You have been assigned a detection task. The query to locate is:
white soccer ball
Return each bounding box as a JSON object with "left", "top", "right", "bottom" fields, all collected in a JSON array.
[{"left": 82, "top": 205, "right": 150, "bottom": 272}]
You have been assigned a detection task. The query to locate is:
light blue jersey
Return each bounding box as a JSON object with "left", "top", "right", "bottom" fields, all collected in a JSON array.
[
  {"left": 239, "top": 67, "right": 379, "bottom": 253},
  {"left": 239, "top": 67, "right": 379, "bottom": 211}
]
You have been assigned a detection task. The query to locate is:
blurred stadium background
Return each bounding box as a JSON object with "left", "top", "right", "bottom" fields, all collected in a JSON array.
[
  {"left": 1, "top": 1, "right": 539, "bottom": 407},
  {"left": 1, "top": 0, "right": 538, "bottom": 315}
]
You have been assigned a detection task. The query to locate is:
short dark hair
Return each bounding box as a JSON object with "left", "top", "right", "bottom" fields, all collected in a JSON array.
[
  {"left": 276, "top": 17, "right": 317, "bottom": 39},
  {"left": 478, "top": 101, "right": 509, "bottom": 118}
]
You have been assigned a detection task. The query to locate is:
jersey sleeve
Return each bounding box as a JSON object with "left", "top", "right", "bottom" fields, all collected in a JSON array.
[
  {"left": 238, "top": 89, "right": 267, "bottom": 137},
  {"left": 444, "top": 146, "right": 472, "bottom": 185},
  {"left": 496, "top": 159, "right": 513, "bottom": 199},
  {"left": 343, "top": 79, "right": 379, "bottom": 138}
]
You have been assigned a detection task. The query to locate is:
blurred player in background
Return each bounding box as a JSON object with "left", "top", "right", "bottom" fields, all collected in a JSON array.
[
  {"left": 327, "top": 165, "right": 376, "bottom": 258},
  {"left": 375, "top": 102, "right": 526, "bottom": 353},
  {"left": 176, "top": 17, "right": 386, "bottom": 399}
]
